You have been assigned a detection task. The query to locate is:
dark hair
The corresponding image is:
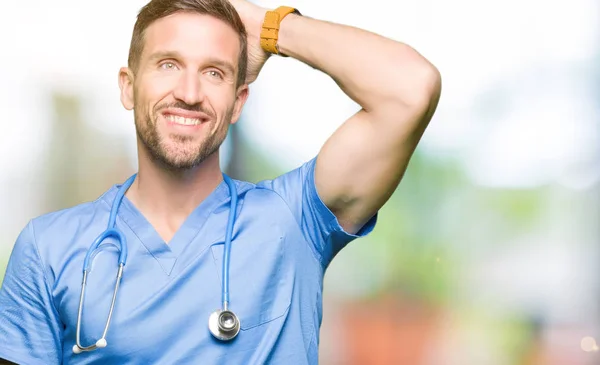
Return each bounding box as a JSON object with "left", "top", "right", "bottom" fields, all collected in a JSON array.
[{"left": 128, "top": 0, "right": 247, "bottom": 86}]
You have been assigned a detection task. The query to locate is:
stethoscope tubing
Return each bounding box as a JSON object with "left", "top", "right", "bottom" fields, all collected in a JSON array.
[
  {"left": 74, "top": 174, "right": 136, "bottom": 354},
  {"left": 73, "top": 173, "right": 239, "bottom": 354},
  {"left": 221, "top": 175, "right": 237, "bottom": 310}
]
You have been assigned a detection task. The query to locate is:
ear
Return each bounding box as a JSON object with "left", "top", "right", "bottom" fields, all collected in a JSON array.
[
  {"left": 118, "top": 67, "right": 135, "bottom": 110},
  {"left": 230, "top": 84, "right": 249, "bottom": 125}
]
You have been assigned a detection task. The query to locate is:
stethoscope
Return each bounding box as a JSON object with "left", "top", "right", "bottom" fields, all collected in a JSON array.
[{"left": 73, "top": 173, "right": 241, "bottom": 354}]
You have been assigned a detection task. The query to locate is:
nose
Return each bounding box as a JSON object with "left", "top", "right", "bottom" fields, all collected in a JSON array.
[{"left": 173, "top": 70, "right": 204, "bottom": 105}]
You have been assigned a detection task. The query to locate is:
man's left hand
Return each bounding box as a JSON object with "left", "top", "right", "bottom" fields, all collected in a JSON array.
[{"left": 228, "top": 0, "right": 270, "bottom": 84}]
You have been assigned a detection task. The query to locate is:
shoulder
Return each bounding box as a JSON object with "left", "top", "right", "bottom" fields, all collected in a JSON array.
[
  {"left": 252, "top": 157, "right": 317, "bottom": 204},
  {"left": 232, "top": 178, "right": 291, "bottom": 213},
  {"left": 29, "top": 187, "right": 114, "bottom": 241},
  {"left": 232, "top": 158, "right": 318, "bottom": 227},
  {"left": 7, "top": 185, "right": 117, "bottom": 286},
  {"left": 237, "top": 156, "right": 316, "bottom": 201},
  {"left": 19, "top": 185, "right": 116, "bottom": 275}
]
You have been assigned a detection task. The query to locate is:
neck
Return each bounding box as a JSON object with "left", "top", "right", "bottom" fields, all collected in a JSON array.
[{"left": 126, "top": 146, "right": 223, "bottom": 242}]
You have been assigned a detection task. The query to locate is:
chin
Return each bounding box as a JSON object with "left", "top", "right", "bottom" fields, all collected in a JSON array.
[
  {"left": 154, "top": 143, "right": 203, "bottom": 170},
  {"left": 158, "top": 154, "right": 202, "bottom": 170}
]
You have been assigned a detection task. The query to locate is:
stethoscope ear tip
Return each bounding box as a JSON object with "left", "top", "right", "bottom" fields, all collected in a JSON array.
[
  {"left": 96, "top": 338, "right": 107, "bottom": 348},
  {"left": 72, "top": 338, "right": 107, "bottom": 355}
]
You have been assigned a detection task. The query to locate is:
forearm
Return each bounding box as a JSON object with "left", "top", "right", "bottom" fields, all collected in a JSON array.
[{"left": 276, "top": 13, "right": 440, "bottom": 115}]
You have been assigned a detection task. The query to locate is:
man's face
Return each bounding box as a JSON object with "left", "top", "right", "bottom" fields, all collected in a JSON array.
[{"left": 119, "top": 12, "right": 248, "bottom": 170}]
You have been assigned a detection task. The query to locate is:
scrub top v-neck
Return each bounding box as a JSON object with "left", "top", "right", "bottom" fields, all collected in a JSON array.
[
  {"left": 110, "top": 179, "right": 231, "bottom": 276},
  {"left": 0, "top": 158, "right": 377, "bottom": 365}
]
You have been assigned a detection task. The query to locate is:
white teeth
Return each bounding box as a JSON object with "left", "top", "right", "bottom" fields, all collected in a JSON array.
[{"left": 166, "top": 115, "right": 202, "bottom": 125}]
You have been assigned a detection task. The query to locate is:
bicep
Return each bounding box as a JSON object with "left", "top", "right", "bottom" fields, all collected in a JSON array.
[{"left": 315, "top": 102, "right": 436, "bottom": 233}]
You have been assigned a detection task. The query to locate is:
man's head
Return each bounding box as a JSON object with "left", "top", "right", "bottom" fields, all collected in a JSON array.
[{"left": 119, "top": 0, "right": 249, "bottom": 171}]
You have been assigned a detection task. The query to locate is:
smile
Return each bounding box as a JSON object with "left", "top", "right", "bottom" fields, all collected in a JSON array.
[{"left": 166, "top": 115, "right": 203, "bottom": 126}]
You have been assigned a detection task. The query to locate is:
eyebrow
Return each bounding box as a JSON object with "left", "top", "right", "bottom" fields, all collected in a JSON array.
[{"left": 147, "top": 51, "right": 236, "bottom": 75}]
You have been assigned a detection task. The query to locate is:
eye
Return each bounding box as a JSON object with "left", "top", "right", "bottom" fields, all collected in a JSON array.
[
  {"left": 206, "top": 70, "right": 223, "bottom": 79},
  {"left": 160, "top": 62, "right": 178, "bottom": 70}
]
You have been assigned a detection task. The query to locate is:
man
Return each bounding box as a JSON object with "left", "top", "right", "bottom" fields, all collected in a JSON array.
[{"left": 0, "top": 0, "right": 441, "bottom": 363}]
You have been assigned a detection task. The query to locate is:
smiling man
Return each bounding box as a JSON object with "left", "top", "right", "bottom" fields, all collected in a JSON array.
[{"left": 0, "top": 0, "right": 441, "bottom": 364}]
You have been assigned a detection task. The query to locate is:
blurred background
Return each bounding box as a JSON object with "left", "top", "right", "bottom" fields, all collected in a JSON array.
[{"left": 1, "top": 0, "right": 599, "bottom": 364}]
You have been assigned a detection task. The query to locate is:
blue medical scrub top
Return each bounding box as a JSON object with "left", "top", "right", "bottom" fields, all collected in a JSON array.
[{"left": 0, "top": 158, "right": 376, "bottom": 365}]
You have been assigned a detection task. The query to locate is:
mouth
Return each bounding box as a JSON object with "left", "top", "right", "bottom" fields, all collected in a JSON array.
[{"left": 161, "top": 109, "right": 212, "bottom": 127}]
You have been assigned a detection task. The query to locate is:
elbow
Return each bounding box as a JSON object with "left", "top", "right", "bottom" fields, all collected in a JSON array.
[
  {"left": 402, "top": 62, "right": 442, "bottom": 109},
  {"left": 378, "top": 49, "right": 442, "bottom": 111},
  {"left": 368, "top": 51, "right": 442, "bottom": 117},
  {"left": 375, "top": 60, "right": 441, "bottom": 133},
  {"left": 422, "top": 63, "right": 442, "bottom": 102}
]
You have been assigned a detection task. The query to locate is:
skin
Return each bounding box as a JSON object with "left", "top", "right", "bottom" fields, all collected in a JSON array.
[
  {"left": 118, "top": 13, "right": 249, "bottom": 242},
  {"left": 117, "top": 1, "right": 441, "bottom": 242},
  {"left": 0, "top": 3, "right": 442, "bottom": 364},
  {"left": 220, "top": 0, "right": 442, "bottom": 234}
]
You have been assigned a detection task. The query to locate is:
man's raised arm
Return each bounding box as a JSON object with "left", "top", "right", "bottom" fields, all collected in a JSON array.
[
  {"left": 278, "top": 12, "right": 441, "bottom": 233},
  {"left": 231, "top": 1, "right": 442, "bottom": 234}
]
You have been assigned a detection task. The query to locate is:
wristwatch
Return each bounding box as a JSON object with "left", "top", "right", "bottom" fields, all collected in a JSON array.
[{"left": 260, "top": 6, "right": 301, "bottom": 57}]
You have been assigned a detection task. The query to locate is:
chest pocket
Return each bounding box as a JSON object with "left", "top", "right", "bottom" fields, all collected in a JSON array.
[{"left": 210, "top": 217, "right": 293, "bottom": 330}]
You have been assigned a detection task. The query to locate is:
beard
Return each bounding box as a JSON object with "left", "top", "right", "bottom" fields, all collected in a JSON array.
[{"left": 134, "top": 100, "right": 233, "bottom": 171}]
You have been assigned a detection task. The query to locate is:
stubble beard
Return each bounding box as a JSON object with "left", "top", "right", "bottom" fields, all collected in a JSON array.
[{"left": 134, "top": 104, "right": 233, "bottom": 172}]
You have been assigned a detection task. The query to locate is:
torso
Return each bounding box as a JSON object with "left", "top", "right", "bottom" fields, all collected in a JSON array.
[{"left": 36, "top": 179, "right": 323, "bottom": 365}]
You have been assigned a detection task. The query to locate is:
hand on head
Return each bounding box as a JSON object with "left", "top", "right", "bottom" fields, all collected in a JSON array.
[{"left": 226, "top": 0, "right": 270, "bottom": 84}]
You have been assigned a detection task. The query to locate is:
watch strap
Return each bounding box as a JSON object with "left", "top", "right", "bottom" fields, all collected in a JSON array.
[{"left": 260, "top": 6, "right": 300, "bottom": 57}]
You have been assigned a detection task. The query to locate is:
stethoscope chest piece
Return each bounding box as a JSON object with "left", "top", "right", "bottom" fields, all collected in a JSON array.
[{"left": 208, "top": 309, "right": 240, "bottom": 341}]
